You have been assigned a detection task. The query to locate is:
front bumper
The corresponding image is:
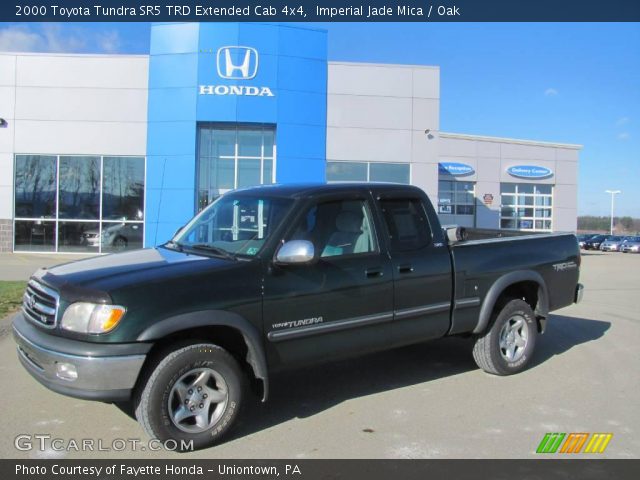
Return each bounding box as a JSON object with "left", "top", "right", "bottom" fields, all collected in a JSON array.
[{"left": 13, "top": 313, "right": 149, "bottom": 402}]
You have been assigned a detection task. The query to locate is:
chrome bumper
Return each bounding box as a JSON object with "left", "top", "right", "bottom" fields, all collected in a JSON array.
[
  {"left": 575, "top": 283, "right": 584, "bottom": 304},
  {"left": 13, "top": 324, "right": 146, "bottom": 402}
]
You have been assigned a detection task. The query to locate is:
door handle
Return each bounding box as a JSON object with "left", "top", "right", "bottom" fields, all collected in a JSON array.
[
  {"left": 365, "top": 267, "right": 384, "bottom": 278},
  {"left": 398, "top": 264, "right": 414, "bottom": 274}
]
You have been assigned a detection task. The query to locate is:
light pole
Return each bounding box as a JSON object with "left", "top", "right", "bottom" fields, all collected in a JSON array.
[{"left": 605, "top": 190, "right": 621, "bottom": 235}]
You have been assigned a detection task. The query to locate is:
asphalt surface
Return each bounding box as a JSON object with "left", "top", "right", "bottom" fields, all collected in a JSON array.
[
  {"left": 0, "top": 253, "right": 93, "bottom": 281},
  {"left": 0, "top": 250, "right": 638, "bottom": 459}
]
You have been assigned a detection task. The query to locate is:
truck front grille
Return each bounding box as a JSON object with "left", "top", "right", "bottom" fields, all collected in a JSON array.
[{"left": 22, "top": 279, "right": 59, "bottom": 328}]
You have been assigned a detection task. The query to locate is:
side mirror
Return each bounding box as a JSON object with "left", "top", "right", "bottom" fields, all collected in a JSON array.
[
  {"left": 275, "top": 240, "right": 315, "bottom": 265},
  {"left": 443, "top": 225, "right": 467, "bottom": 244}
]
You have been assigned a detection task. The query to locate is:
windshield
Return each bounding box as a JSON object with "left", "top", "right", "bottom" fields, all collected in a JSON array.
[{"left": 171, "top": 195, "right": 293, "bottom": 257}]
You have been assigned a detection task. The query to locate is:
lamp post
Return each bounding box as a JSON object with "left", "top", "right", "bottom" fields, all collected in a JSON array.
[{"left": 605, "top": 190, "right": 621, "bottom": 235}]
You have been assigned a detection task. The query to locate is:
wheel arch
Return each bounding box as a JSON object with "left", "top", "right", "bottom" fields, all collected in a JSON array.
[
  {"left": 136, "top": 310, "right": 269, "bottom": 401},
  {"left": 473, "top": 271, "right": 549, "bottom": 335}
]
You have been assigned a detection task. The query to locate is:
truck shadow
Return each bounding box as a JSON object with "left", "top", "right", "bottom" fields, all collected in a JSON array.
[{"left": 228, "top": 314, "right": 610, "bottom": 442}]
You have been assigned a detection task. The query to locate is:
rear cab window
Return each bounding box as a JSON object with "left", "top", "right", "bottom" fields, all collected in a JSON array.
[{"left": 378, "top": 198, "right": 433, "bottom": 252}]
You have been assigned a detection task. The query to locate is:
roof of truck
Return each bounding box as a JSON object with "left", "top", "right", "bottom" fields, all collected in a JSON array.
[{"left": 232, "top": 182, "right": 424, "bottom": 198}]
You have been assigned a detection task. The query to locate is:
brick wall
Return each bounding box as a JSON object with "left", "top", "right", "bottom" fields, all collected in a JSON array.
[{"left": 0, "top": 219, "right": 12, "bottom": 252}]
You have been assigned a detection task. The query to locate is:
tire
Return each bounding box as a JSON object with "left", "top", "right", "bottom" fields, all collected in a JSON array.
[
  {"left": 113, "top": 236, "right": 127, "bottom": 250},
  {"left": 472, "top": 298, "right": 538, "bottom": 376},
  {"left": 134, "top": 343, "right": 246, "bottom": 451}
]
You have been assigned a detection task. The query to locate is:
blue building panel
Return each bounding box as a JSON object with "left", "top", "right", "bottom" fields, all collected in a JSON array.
[
  {"left": 146, "top": 155, "right": 197, "bottom": 190},
  {"left": 278, "top": 26, "right": 328, "bottom": 60},
  {"left": 239, "top": 23, "right": 279, "bottom": 55},
  {"left": 146, "top": 22, "right": 328, "bottom": 247},
  {"left": 146, "top": 122, "right": 197, "bottom": 157},
  {"left": 148, "top": 54, "right": 199, "bottom": 89},
  {"left": 147, "top": 88, "right": 197, "bottom": 122}
]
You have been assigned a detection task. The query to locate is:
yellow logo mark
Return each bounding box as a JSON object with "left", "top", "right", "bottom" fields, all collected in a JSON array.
[{"left": 583, "top": 433, "right": 613, "bottom": 454}]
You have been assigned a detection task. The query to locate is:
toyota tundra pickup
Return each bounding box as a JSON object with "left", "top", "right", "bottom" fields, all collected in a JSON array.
[{"left": 13, "top": 183, "right": 583, "bottom": 449}]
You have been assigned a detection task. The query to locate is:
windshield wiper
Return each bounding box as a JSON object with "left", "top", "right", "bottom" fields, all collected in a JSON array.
[{"left": 188, "top": 244, "right": 237, "bottom": 261}]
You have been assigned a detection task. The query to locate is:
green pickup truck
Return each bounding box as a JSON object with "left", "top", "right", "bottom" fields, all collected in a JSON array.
[{"left": 13, "top": 183, "right": 583, "bottom": 449}]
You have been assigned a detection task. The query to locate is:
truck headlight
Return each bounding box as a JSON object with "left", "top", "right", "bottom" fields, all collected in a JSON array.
[{"left": 61, "top": 303, "right": 126, "bottom": 334}]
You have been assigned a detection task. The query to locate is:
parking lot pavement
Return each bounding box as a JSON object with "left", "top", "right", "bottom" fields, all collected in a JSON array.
[
  {"left": 0, "top": 253, "right": 95, "bottom": 281},
  {"left": 0, "top": 251, "right": 638, "bottom": 459}
]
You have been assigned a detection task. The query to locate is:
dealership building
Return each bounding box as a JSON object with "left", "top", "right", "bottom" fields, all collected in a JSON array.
[{"left": 0, "top": 22, "right": 581, "bottom": 253}]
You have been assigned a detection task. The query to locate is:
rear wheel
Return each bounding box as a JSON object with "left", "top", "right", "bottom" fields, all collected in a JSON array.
[
  {"left": 113, "top": 236, "right": 127, "bottom": 250},
  {"left": 134, "top": 343, "right": 246, "bottom": 451},
  {"left": 472, "top": 298, "right": 538, "bottom": 375}
]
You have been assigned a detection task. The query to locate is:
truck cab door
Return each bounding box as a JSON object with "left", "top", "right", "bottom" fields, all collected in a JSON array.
[
  {"left": 263, "top": 194, "right": 394, "bottom": 370},
  {"left": 374, "top": 191, "right": 452, "bottom": 346}
]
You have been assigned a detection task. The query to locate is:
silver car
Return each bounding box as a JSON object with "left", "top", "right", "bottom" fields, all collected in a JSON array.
[
  {"left": 600, "top": 236, "right": 624, "bottom": 252},
  {"left": 621, "top": 236, "right": 640, "bottom": 253}
]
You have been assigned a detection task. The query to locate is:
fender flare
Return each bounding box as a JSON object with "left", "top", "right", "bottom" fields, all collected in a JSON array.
[
  {"left": 137, "top": 310, "right": 269, "bottom": 401},
  {"left": 473, "top": 270, "right": 549, "bottom": 335}
]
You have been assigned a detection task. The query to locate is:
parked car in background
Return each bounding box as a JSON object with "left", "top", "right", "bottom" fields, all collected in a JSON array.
[
  {"left": 577, "top": 234, "right": 596, "bottom": 249},
  {"left": 621, "top": 236, "right": 640, "bottom": 253},
  {"left": 600, "top": 236, "right": 625, "bottom": 252},
  {"left": 583, "top": 235, "right": 607, "bottom": 250},
  {"left": 82, "top": 223, "right": 143, "bottom": 251}
]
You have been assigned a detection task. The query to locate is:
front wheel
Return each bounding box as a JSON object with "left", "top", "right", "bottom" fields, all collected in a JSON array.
[
  {"left": 472, "top": 298, "right": 538, "bottom": 375},
  {"left": 134, "top": 343, "right": 246, "bottom": 451}
]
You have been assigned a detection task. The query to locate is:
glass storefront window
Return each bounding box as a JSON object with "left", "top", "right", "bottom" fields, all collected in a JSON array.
[
  {"left": 438, "top": 180, "right": 476, "bottom": 216},
  {"left": 13, "top": 155, "right": 145, "bottom": 253},
  {"left": 327, "top": 162, "right": 367, "bottom": 182},
  {"left": 369, "top": 163, "right": 410, "bottom": 184},
  {"left": 237, "top": 159, "right": 262, "bottom": 188},
  {"left": 14, "top": 220, "right": 56, "bottom": 252},
  {"left": 101, "top": 222, "right": 144, "bottom": 253},
  {"left": 326, "top": 161, "right": 410, "bottom": 184},
  {"left": 500, "top": 183, "right": 553, "bottom": 232},
  {"left": 197, "top": 125, "right": 276, "bottom": 210},
  {"left": 58, "top": 156, "right": 100, "bottom": 219},
  {"left": 102, "top": 156, "right": 145, "bottom": 221},
  {"left": 58, "top": 221, "right": 100, "bottom": 253},
  {"left": 14, "top": 155, "right": 57, "bottom": 219}
]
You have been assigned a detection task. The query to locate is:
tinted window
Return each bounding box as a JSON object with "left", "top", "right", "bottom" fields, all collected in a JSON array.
[{"left": 379, "top": 198, "right": 432, "bottom": 252}]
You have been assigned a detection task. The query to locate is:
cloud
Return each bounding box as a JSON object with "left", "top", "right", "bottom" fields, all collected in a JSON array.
[
  {"left": 0, "top": 24, "right": 121, "bottom": 54},
  {"left": 40, "top": 24, "right": 86, "bottom": 52},
  {"left": 544, "top": 88, "right": 559, "bottom": 97},
  {"left": 617, "top": 132, "right": 630, "bottom": 140},
  {"left": 95, "top": 30, "right": 121, "bottom": 54},
  {"left": 616, "top": 117, "right": 630, "bottom": 126},
  {"left": 0, "top": 25, "right": 42, "bottom": 52}
]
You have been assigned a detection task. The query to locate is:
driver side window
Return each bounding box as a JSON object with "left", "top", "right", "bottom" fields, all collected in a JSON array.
[{"left": 289, "top": 199, "right": 377, "bottom": 258}]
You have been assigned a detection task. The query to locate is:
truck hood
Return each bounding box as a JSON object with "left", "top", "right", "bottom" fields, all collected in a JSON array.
[{"left": 35, "top": 247, "right": 234, "bottom": 301}]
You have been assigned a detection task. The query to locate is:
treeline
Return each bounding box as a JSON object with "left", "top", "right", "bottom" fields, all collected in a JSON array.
[{"left": 578, "top": 216, "right": 640, "bottom": 234}]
